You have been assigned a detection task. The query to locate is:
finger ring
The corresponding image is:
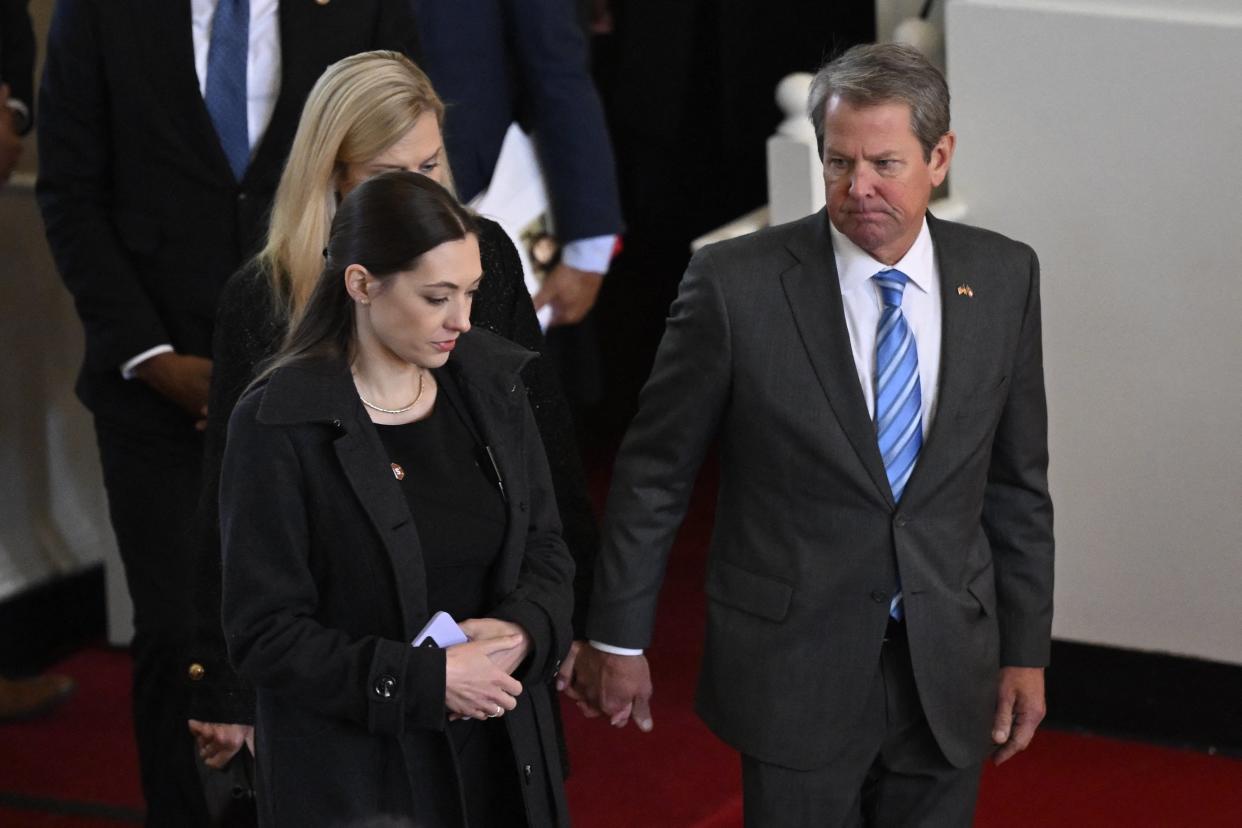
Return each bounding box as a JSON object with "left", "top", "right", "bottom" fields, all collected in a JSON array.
[{"left": 488, "top": 705, "right": 503, "bottom": 718}]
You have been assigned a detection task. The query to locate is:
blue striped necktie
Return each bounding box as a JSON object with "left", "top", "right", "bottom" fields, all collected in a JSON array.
[
  {"left": 873, "top": 269, "right": 922, "bottom": 620},
  {"left": 204, "top": 0, "right": 250, "bottom": 181}
]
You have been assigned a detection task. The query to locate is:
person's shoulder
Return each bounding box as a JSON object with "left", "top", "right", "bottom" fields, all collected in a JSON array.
[{"left": 929, "top": 215, "right": 1037, "bottom": 262}]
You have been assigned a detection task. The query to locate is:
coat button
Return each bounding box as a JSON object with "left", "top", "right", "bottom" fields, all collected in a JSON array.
[
  {"left": 870, "top": 590, "right": 888, "bottom": 604},
  {"left": 188, "top": 663, "right": 206, "bottom": 681},
  {"left": 332, "top": 418, "right": 342, "bottom": 429},
  {"left": 373, "top": 675, "right": 398, "bottom": 698},
  {"left": 894, "top": 513, "right": 909, "bottom": 528}
]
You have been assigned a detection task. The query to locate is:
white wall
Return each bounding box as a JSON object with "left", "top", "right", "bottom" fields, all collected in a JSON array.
[{"left": 947, "top": 0, "right": 1242, "bottom": 665}]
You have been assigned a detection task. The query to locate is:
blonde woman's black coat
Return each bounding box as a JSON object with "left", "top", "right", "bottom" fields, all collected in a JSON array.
[{"left": 219, "top": 330, "right": 573, "bottom": 827}]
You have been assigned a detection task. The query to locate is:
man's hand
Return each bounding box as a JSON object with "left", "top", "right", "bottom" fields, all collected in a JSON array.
[
  {"left": 566, "top": 646, "right": 654, "bottom": 732},
  {"left": 459, "top": 617, "right": 531, "bottom": 677},
  {"left": 992, "top": 666, "right": 1046, "bottom": 765},
  {"left": 187, "top": 719, "right": 253, "bottom": 770},
  {"left": 133, "top": 352, "right": 211, "bottom": 427},
  {"left": 532, "top": 262, "right": 603, "bottom": 327},
  {"left": 0, "top": 85, "right": 23, "bottom": 188}
]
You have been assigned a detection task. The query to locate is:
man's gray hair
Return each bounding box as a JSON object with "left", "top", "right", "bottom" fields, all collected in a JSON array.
[{"left": 807, "top": 43, "right": 950, "bottom": 160}]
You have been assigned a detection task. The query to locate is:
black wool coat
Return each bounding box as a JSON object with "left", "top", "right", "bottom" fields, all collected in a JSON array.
[{"left": 220, "top": 330, "right": 574, "bottom": 827}]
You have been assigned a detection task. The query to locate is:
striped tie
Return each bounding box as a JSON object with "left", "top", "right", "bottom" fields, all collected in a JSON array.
[
  {"left": 204, "top": 0, "right": 250, "bottom": 181},
  {"left": 874, "top": 269, "right": 922, "bottom": 620}
]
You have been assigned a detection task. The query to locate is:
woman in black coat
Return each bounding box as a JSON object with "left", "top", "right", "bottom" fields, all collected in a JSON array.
[
  {"left": 221, "top": 171, "right": 574, "bottom": 826},
  {"left": 187, "top": 51, "right": 597, "bottom": 769}
]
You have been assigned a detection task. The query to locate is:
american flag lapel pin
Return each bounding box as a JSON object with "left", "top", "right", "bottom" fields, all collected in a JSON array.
[{"left": 956, "top": 283, "right": 974, "bottom": 298}]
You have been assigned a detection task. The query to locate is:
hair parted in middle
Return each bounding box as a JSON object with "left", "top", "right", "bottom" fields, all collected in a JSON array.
[
  {"left": 260, "top": 171, "right": 478, "bottom": 381},
  {"left": 259, "top": 50, "right": 448, "bottom": 323},
  {"left": 807, "top": 43, "right": 950, "bottom": 161}
]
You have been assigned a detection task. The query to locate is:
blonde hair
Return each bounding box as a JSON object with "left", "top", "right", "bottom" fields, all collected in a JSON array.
[{"left": 259, "top": 51, "right": 447, "bottom": 321}]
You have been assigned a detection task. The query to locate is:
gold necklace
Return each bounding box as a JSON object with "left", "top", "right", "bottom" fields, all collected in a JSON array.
[{"left": 357, "top": 370, "right": 425, "bottom": 415}]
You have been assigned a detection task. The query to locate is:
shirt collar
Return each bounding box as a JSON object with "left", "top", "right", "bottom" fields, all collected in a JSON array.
[{"left": 829, "top": 216, "right": 936, "bottom": 296}]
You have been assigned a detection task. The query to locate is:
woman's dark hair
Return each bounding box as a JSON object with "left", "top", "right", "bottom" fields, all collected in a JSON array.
[{"left": 259, "top": 170, "right": 478, "bottom": 380}]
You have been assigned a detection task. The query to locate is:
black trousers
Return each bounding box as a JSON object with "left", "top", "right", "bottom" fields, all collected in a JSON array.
[
  {"left": 96, "top": 417, "right": 211, "bottom": 827},
  {"left": 741, "top": 624, "right": 983, "bottom": 828}
]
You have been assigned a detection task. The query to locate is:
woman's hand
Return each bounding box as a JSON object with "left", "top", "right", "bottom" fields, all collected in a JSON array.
[
  {"left": 187, "top": 720, "right": 254, "bottom": 770},
  {"left": 459, "top": 618, "right": 531, "bottom": 677},
  {"left": 444, "top": 635, "right": 524, "bottom": 721}
]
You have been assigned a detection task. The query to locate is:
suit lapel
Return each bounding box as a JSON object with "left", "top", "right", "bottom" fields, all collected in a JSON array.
[
  {"left": 332, "top": 407, "right": 430, "bottom": 639},
  {"left": 136, "top": 0, "right": 235, "bottom": 182},
  {"left": 781, "top": 212, "right": 895, "bottom": 507},
  {"left": 901, "top": 214, "right": 988, "bottom": 499}
]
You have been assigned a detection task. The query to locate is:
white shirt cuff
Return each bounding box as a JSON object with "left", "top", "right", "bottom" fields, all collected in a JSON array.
[
  {"left": 589, "top": 640, "right": 644, "bottom": 656},
  {"left": 121, "top": 344, "right": 175, "bottom": 379},
  {"left": 4, "top": 98, "right": 30, "bottom": 133},
  {"left": 561, "top": 234, "right": 617, "bottom": 275}
]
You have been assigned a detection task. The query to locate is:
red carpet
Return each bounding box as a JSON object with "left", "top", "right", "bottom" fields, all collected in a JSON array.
[{"left": 3, "top": 462, "right": 1240, "bottom": 825}]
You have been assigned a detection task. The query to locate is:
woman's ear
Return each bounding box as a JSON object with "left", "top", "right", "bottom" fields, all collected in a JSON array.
[{"left": 344, "top": 264, "right": 374, "bottom": 305}]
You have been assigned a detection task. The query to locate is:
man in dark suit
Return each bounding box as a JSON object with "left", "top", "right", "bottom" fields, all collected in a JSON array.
[
  {"left": 571, "top": 44, "right": 1054, "bottom": 825},
  {"left": 36, "top": 2, "right": 417, "bottom": 823},
  {"left": 413, "top": 0, "right": 624, "bottom": 327}
]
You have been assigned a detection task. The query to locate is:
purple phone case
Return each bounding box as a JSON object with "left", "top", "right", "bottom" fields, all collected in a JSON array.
[{"left": 412, "top": 610, "right": 468, "bottom": 648}]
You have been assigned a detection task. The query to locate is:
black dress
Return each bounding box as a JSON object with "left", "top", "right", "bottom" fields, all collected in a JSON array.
[
  {"left": 187, "top": 217, "right": 597, "bottom": 730},
  {"left": 376, "top": 375, "right": 525, "bottom": 826}
]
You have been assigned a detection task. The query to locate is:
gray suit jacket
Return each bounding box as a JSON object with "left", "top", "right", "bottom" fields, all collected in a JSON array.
[{"left": 586, "top": 209, "right": 1054, "bottom": 770}]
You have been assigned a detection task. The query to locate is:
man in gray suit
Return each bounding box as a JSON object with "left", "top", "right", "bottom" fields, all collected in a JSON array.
[{"left": 569, "top": 44, "right": 1054, "bottom": 825}]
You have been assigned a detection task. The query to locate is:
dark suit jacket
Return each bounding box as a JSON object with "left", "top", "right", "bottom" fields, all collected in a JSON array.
[
  {"left": 36, "top": 0, "right": 418, "bottom": 431},
  {"left": 0, "top": 0, "right": 34, "bottom": 133},
  {"left": 413, "top": 0, "right": 623, "bottom": 243},
  {"left": 587, "top": 210, "right": 1054, "bottom": 770},
  {"left": 220, "top": 332, "right": 573, "bottom": 826}
]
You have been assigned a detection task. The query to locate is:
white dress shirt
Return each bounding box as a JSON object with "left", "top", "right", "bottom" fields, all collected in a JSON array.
[
  {"left": 122, "top": 0, "right": 281, "bottom": 378},
  {"left": 191, "top": 0, "right": 281, "bottom": 160},
  {"left": 591, "top": 217, "right": 944, "bottom": 656},
  {"left": 833, "top": 217, "right": 942, "bottom": 436}
]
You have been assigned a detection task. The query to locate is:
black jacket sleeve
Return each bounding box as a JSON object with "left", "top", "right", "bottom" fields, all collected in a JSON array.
[
  {"left": 187, "top": 266, "right": 284, "bottom": 723},
  {"left": 37, "top": 0, "right": 172, "bottom": 370}
]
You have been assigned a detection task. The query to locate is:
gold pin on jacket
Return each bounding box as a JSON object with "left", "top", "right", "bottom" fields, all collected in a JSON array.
[{"left": 956, "top": 284, "right": 974, "bottom": 298}]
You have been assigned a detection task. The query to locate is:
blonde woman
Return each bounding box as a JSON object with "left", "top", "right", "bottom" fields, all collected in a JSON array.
[{"left": 186, "top": 52, "right": 596, "bottom": 777}]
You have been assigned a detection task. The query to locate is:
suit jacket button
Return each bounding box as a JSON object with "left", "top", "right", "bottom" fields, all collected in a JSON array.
[
  {"left": 373, "top": 675, "right": 398, "bottom": 698},
  {"left": 870, "top": 590, "right": 888, "bottom": 604},
  {"left": 894, "top": 513, "right": 909, "bottom": 528}
]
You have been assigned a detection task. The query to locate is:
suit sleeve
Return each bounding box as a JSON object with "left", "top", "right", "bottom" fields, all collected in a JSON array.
[
  {"left": 1, "top": 0, "right": 36, "bottom": 131},
  {"left": 982, "top": 248, "right": 1055, "bottom": 667},
  {"left": 36, "top": 0, "right": 169, "bottom": 371},
  {"left": 586, "top": 247, "right": 732, "bottom": 648},
  {"left": 501, "top": 0, "right": 623, "bottom": 243},
  {"left": 220, "top": 395, "right": 447, "bottom": 735}
]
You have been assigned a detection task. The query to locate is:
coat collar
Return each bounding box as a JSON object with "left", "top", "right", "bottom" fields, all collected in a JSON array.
[{"left": 255, "top": 328, "right": 536, "bottom": 428}]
